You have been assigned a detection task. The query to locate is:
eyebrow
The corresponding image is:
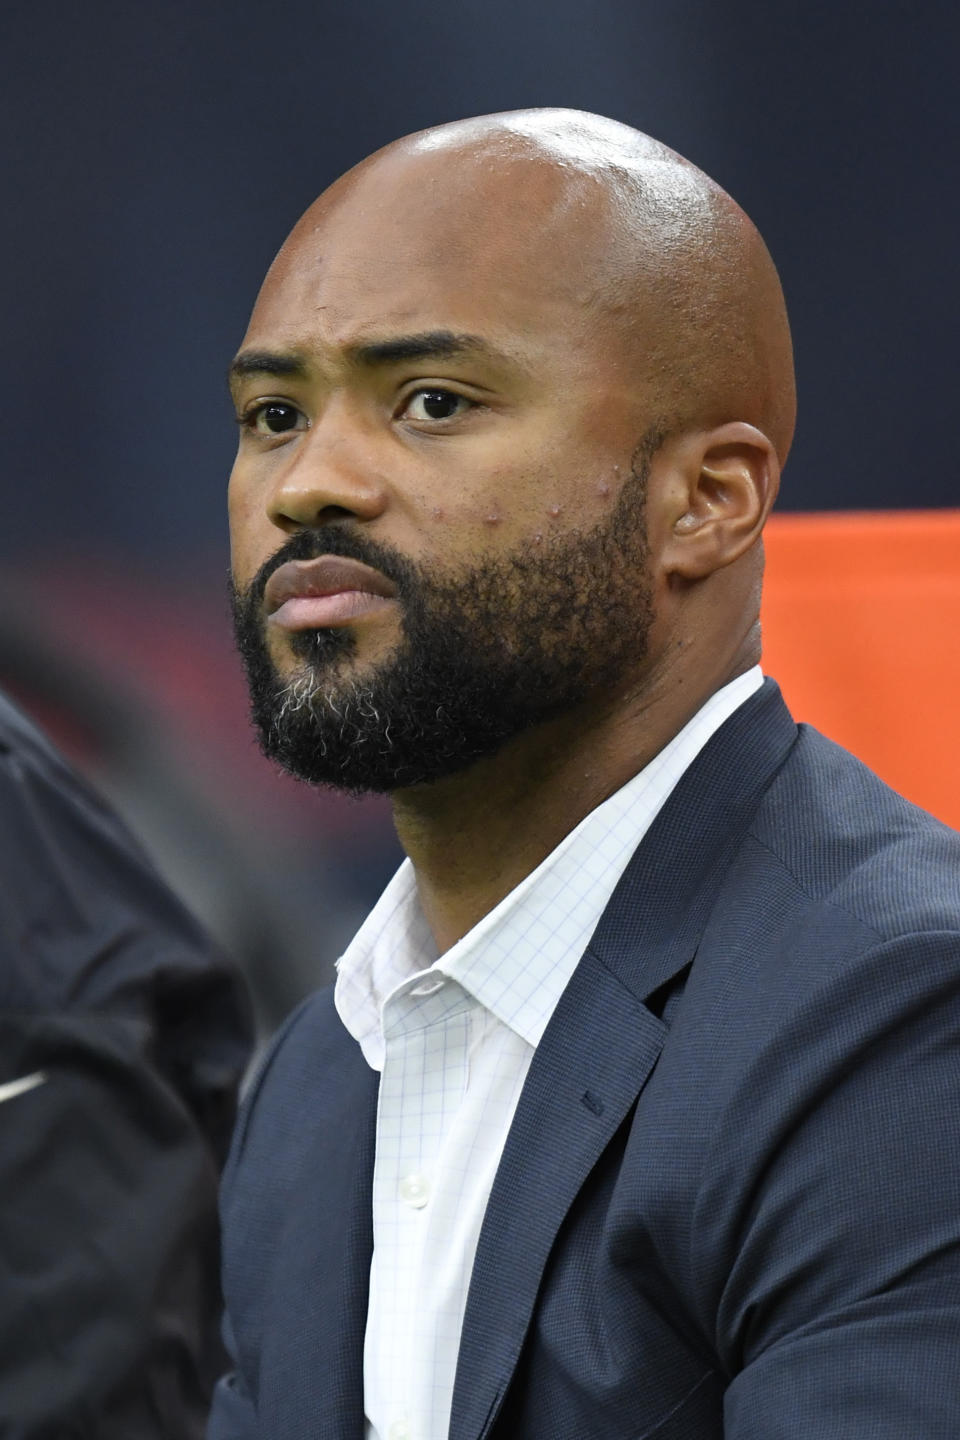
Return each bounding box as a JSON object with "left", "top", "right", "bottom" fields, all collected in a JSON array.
[
  {"left": 349, "top": 330, "right": 489, "bottom": 366},
  {"left": 227, "top": 350, "right": 307, "bottom": 389},
  {"left": 228, "top": 330, "right": 501, "bottom": 391}
]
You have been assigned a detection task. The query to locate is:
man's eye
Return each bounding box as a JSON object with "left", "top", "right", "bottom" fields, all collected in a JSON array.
[
  {"left": 245, "top": 402, "right": 304, "bottom": 435},
  {"left": 403, "top": 389, "right": 471, "bottom": 422}
]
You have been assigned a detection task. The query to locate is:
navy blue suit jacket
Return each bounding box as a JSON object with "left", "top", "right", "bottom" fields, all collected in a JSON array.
[{"left": 209, "top": 682, "right": 960, "bottom": 1438}]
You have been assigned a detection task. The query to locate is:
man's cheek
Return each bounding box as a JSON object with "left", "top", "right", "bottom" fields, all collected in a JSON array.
[{"left": 227, "top": 491, "right": 269, "bottom": 578}]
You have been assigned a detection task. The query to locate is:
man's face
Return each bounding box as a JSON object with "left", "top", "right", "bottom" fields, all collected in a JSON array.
[{"left": 228, "top": 147, "right": 662, "bottom": 792}]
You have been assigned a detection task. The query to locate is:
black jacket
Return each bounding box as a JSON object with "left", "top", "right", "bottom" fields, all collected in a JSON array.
[
  {"left": 0, "top": 689, "right": 253, "bottom": 1439},
  {"left": 211, "top": 683, "right": 960, "bottom": 1440}
]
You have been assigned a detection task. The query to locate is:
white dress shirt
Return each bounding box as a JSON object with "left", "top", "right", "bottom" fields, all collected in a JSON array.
[{"left": 334, "top": 668, "right": 763, "bottom": 1440}]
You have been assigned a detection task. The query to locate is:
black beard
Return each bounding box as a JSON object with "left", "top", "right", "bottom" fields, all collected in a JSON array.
[{"left": 230, "top": 438, "right": 657, "bottom": 794}]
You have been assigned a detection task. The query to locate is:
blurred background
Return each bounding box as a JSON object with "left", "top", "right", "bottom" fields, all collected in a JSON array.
[{"left": 1, "top": 0, "right": 957, "bottom": 1034}]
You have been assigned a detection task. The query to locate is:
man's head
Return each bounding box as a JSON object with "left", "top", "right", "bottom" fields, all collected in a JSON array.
[{"left": 228, "top": 109, "right": 795, "bottom": 793}]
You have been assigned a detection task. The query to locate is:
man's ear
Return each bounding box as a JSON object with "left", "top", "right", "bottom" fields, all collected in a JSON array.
[{"left": 658, "top": 422, "right": 780, "bottom": 581}]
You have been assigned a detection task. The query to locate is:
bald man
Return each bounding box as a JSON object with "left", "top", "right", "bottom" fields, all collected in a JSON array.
[{"left": 211, "top": 111, "right": 960, "bottom": 1439}]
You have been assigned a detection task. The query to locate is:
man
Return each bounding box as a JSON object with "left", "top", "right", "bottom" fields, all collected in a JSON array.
[
  {"left": 0, "top": 685, "right": 252, "bottom": 1435},
  {"left": 211, "top": 110, "right": 960, "bottom": 1439}
]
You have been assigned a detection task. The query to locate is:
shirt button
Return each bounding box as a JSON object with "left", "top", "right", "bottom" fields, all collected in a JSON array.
[
  {"left": 388, "top": 1422, "right": 412, "bottom": 1440},
  {"left": 399, "top": 1173, "right": 430, "bottom": 1208}
]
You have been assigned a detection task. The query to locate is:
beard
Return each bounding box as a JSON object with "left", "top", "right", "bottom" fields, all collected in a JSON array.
[{"left": 230, "top": 436, "right": 657, "bottom": 794}]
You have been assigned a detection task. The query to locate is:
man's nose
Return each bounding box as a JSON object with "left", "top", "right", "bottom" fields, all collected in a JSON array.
[{"left": 266, "top": 406, "right": 389, "bottom": 532}]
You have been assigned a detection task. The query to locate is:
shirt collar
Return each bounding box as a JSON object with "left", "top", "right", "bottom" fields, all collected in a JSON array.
[{"left": 336, "top": 666, "right": 763, "bottom": 1066}]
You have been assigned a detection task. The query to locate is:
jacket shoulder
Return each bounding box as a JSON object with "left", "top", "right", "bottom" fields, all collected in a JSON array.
[
  {"left": 229, "top": 986, "right": 356, "bottom": 1160},
  {"left": 748, "top": 723, "right": 960, "bottom": 939}
]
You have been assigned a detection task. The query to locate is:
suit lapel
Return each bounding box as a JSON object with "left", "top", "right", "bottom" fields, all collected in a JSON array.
[
  {"left": 449, "top": 681, "right": 798, "bottom": 1440},
  {"left": 449, "top": 949, "right": 666, "bottom": 1440},
  {"left": 588, "top": 679, "right": 798, "bottom": 1002},
  {"left": 256, "top": 1001, "right": 378, "bottom": 1439}
]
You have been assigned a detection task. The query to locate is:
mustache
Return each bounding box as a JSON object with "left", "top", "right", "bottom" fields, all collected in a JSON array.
[{"left": 239, "top": 526, "right": 420, "bottom": 611}]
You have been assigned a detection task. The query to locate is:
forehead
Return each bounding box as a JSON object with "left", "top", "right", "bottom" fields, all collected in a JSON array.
[{"left": 242, "top": 148, "right": 632, "bottom": 357}]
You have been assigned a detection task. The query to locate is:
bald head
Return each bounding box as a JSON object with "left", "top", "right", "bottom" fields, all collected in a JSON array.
[
  {"left": 266, "top": 108, "right": 795, "bottom": 463},
  {"left": 230, "top": 108, "right": 792, "bottom": 797}
]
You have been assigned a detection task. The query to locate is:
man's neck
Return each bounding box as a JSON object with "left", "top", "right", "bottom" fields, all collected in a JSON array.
[{"left": 390, "top": 657, "right": 742, "bottom": 955}]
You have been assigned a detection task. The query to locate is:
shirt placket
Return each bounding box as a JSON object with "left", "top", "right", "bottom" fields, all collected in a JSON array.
[{"left": 368, "top": 977, "right": 474, "bottom": 1440}]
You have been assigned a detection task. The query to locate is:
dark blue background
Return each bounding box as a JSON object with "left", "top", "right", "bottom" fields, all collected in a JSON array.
[
  {"left": 3, "top": 0, "right": 957, "bottom": 572},
  {"left": 3, "top": 1, "right": 957, "bottom": 1030}
]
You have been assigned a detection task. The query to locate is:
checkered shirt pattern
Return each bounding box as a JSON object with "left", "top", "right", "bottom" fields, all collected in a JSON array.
[{"left": 334, "top": 667, "right": 763, "bottom": 1440}]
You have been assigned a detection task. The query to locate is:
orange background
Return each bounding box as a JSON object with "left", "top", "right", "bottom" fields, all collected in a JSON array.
[{"left": 762, "top": 511, "right": 960, "bottom": 829}]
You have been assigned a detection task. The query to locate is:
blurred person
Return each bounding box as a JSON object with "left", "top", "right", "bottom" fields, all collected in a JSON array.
[
  {"left": 0, "top": 685, "right": 252, "bottom": 1437},
  {"left": 211, "top": 110, "right": 960, "bottom": 1438}
]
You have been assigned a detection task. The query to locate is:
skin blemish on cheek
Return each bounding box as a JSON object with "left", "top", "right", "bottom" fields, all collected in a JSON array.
[
  {"left": 483, "top": 512, "right": 502, "bottom": 527},
  {"left": 596, "top": 463, "right": 621, "bottom": 500},
  {"left": 532, "top": 533, "right": 544, "bottom": 545},
  {"left": 547, "top": 504, "right": 562, "bottom": 519},
  {"left": 431, "top": 506, "right": 446, "bottom": 521}
]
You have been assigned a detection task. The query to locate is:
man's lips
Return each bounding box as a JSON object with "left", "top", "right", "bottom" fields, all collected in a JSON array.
[{"left": 263, "top": 556, "right": 398, "bottom": 630}]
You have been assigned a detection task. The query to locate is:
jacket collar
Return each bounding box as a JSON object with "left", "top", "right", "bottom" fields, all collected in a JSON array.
[{"left": 449, "top": 679, "right": 797, "bottom": 1440}]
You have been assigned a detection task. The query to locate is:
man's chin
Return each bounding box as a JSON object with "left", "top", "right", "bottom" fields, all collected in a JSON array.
[
  {"left": 274, "top": 653, "right": 395, "bottom": 707},
  {"left": 278, "top": 623, "right": 406, "bottom": 679}
]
